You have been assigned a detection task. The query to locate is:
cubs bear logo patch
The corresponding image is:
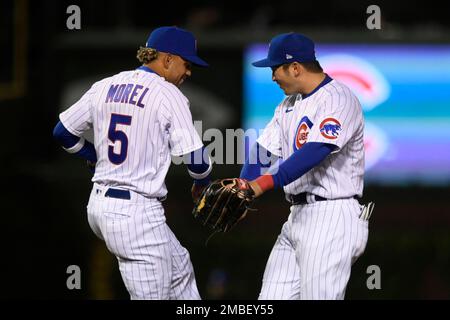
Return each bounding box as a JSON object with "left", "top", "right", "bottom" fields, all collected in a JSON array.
[{"left": 319, "top": 118, "right": 341, "bottom": 139}]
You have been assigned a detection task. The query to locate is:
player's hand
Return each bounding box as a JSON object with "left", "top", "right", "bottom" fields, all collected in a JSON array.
[
  {"left": 247, "top": 180, "right": 264, "bottom": 198},
  {"left": 229, "top": 178, "right": 262, "bottom": 198}
]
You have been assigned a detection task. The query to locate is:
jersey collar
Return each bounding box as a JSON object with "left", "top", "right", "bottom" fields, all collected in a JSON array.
[
  {"left": 302, "top": 73, "right": 333, "bottom": 99},
  {"left": 137, "top": 65, "right": 157, "bottom": 74}
]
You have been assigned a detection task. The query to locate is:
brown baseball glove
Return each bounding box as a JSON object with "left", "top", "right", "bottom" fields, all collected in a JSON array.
[{"left": 192, "top": 178, "right": 256, "bottom": 233}]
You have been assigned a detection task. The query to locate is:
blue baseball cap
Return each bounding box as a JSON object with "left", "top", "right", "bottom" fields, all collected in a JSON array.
[
  {"left": 252, "top": 32, "right": 316, "bottom": 68},
  {"left": 146, "top": 26, "right": 208, "bottom": 67}
]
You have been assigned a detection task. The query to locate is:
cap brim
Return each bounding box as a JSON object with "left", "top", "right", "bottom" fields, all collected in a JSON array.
[
  {"left": 252, "top": 58, "right": 283, "bottom": 67},
  {"left": 181, "top": 55, "right": 209, "bottom": 67}
]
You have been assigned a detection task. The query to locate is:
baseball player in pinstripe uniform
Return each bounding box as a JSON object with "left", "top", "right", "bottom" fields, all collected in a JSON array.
[
  {"left": 53, "top": 26, "right": 212, "bottom": 299},
  {"left": 240, "top": 32, "right": 372, "bottom": 299}
]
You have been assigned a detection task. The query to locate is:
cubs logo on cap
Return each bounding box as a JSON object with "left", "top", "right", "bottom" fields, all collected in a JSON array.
[
  {"left": 293, "top": 116, "right": 313, "bottom": 151},
  {"left": 319, "top": 118, "right": 341, "bottom": 139}
]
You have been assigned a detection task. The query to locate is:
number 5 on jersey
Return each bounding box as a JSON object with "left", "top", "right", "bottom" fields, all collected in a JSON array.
[{"left": 108, "top": 113, "right": 132, "bottom": 164}]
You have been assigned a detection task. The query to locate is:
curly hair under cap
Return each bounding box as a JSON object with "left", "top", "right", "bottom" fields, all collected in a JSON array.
[{"left": 136, "top": 47, "right": 159, "bottom": 64}]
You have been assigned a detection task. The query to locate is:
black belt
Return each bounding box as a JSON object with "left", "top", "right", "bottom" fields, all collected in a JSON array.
[
  {"left": 286, "top": 193, "right": 358, "bottom": 205},
  {"left": 286, "top": 193, "right": 326, "bottom": 205},
  {"left": 105, "top": 188, "right": 131, "bottom": 200},
  {"left": 104, "top": 188, "right": 166, "bottom": 202}
]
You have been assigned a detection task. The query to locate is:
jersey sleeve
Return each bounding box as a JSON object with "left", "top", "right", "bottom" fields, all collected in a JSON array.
[
  {"left": 307, "top": 91, "right": 362, "bottom": 153},
  {"left": 256, "top": 103, "right": 283, "bottom": 157},
  {"left": 159, "top": 85, "right": 203, "bottom": 156},
  {"left": 59, "top": 83, "right": 98, "bottom": 137}
]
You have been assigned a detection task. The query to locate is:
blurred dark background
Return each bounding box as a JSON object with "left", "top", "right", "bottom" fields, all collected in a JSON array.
[{"left": 1, "top": 0, "right": 449, "bottom": 299}]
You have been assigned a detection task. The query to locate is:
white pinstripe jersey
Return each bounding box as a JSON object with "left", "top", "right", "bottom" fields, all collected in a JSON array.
[
  {"left": 59, "top": 68, "right": 203, "bottom": 198},
  {"left": 257, "top": 79, "right": 364, "bottom": 198}
]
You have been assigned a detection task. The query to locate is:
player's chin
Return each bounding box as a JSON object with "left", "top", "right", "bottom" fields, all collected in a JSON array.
[
  {"left": 282, "top": 86, "right": 295, "bottom": 95},
  {"left": 177, "top": 78, "right": 186, "bottom": 86},
  {"left": 281, "top": 87, "right": 291, "bottom": 95},
  {"left": 278, "top": 83, "right": 288, "bottom": 94}
]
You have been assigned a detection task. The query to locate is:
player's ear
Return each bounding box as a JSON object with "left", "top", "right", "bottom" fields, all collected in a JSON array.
[
  {"left": 291, "top": 62, "right": 302, "bottom": 77},
  {"left": 162, "top": 53, "right": 173, "bottom": 69}
]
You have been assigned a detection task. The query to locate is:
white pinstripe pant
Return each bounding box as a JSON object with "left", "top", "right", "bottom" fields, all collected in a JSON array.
[
  {"left": 87, "top": 184, "right": 201, "bottom": 300},
  {"left": 259, "top": 198, "right": 369, "bottom": 300}
]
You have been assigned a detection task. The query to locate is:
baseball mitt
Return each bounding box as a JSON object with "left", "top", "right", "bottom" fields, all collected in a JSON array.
[{"left": 192, "top": 178, "right": 256, "bottom": 233}]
